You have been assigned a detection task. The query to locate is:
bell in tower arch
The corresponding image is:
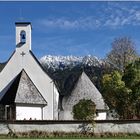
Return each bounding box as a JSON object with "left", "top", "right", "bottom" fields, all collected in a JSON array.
[{"left": 20, "top": 30, "right": 26, "bottom": 43}]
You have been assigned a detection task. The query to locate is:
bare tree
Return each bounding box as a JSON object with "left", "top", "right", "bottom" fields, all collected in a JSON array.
[{"left": 106, "top": 37, "right": 138, "bottom": 72}]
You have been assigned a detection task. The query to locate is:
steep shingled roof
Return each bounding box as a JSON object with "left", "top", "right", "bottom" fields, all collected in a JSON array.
[
  {"left": 0, "top": 51, "right": 15, "bottom": 73},
  {"left": 62, "top": 71, "right": 108, "bottom": 111},
  {"left": 0, "top": 69, "right": 47, "bottom": 106},
  {"left": 15, "top": 70, "right": 47, "bottom": 105}
]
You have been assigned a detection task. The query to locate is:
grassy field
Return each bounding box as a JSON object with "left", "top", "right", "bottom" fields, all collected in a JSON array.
[
  {"left": 3, "top": 138, "right": 135, "bottom": 139},
  {"left": 1, "top": 131, "right": 140, "bottom": 139}
]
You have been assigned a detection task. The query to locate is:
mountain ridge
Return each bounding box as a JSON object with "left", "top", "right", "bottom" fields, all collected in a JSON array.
[{"left": 40, "top": 55, "right": 104, "bottom": 70}]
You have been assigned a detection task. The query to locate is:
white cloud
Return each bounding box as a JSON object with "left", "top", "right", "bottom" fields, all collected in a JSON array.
[
  {"left": 38, "top": 17, "right": 101, "bottom": 31},
  {"left": 36, "top": 2, "right": 140, "bottom": 30},
  {"left": 135, "top": 11, "right": 140, "bottom": 20},
  {"left": 103, "top": 2, "right": 140, "bottom": 28},
  {"left": 40, "top": 18, "right": 79, "bottom": 29}
]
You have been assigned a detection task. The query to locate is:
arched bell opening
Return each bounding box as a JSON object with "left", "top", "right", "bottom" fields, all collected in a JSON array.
[{"left": 20, "top": 30, "right": 26, "bottom": 43}]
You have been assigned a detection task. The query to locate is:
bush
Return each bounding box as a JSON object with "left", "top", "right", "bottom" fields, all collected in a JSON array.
[{"left": 73, "top": 99, "right": 96, "bottom": 120}]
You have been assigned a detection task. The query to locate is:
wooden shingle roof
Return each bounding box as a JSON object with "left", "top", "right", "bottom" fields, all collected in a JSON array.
[
  {"left": 0, "top": 69, "right": 47, "bottom": 106},
  {"left": 62, "top": 72, "right": 108, "bottom": 111}
]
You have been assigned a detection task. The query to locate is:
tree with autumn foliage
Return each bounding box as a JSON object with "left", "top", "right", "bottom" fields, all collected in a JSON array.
[{"left": 106, "top": 37, "right": 138, "bottom": 72}]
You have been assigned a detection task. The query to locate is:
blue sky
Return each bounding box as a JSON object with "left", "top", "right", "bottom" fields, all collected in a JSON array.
[{"left": 0, "top": 1, "right": 140, "bottom": 62}]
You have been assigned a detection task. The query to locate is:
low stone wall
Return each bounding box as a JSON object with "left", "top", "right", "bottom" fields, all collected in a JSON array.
[{"left": 0, "top": 120, "right": 140, "bottom": 134}]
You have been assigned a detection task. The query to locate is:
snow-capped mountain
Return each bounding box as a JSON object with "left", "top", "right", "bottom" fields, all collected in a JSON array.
[
  {"left": 82, "top": 55, "right": 103, "bottom": 66},
  {"left": 40, "top": 55, "right": 103, "bottom": 70}
]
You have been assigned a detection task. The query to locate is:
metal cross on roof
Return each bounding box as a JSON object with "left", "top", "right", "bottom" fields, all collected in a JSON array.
[
  {"left": 20, "top": 51, "right": 26, "bottom": 56},
  {"left": 18, "top": 8, "right": 24, "bottom": 21}
]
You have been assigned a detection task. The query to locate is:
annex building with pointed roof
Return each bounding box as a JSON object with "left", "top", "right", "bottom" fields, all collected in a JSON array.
[
  {"left": 59, "top": 72, "right": 108, "bottom": 120},
  {"left": 0, "top": 22, "right": 108, "bottom": 120}
]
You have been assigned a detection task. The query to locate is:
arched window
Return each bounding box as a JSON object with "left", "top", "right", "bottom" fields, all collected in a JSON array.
[{"left": 20, "top": 30, "right": 26, "bottom": 43}]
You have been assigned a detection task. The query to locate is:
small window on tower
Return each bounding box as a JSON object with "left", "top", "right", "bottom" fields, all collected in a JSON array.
[{"left": 20, "top": 30, "right": 26, "bottom": 43}]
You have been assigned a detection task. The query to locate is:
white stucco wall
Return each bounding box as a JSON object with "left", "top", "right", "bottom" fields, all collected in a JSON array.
[
  {"left": 96, "top": 112, "right": 107, "bottom": 120},
  {"left": 53, "top": 85, "right": 59, "bottom": 120},
  {"left": 0, "top": 23, "right": 59, "bottom": 120},
  {"left": 1, "top": 121, "right": 140, "bottom": 134},
  {"left": 59, "top": 111, "right": 107, "bottom": 120},
  {"left": 59, "top": 111, "right": 72, "bottom": 120},
  {"left": 16, "top": 106, "right": 42, "bottom": 120}
]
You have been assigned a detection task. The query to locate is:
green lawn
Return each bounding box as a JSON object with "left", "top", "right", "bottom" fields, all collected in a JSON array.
[{"left": 1, "top": 131, "right": 140, "bottom": 139}]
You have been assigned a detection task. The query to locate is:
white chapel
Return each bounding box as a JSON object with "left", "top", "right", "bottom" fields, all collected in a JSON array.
[{"left": 0, "top": 22, "right": 59, "bottom": 120}]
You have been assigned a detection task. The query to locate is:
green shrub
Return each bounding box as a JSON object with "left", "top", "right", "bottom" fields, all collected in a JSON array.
[{"left": 73, "top": 99, "right": 96, "bottom": 120}]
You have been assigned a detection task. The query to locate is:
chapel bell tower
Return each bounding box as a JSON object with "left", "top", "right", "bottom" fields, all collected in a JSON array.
[{"left": 15, "top": 22, "right": 32, "bottom": 51}]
